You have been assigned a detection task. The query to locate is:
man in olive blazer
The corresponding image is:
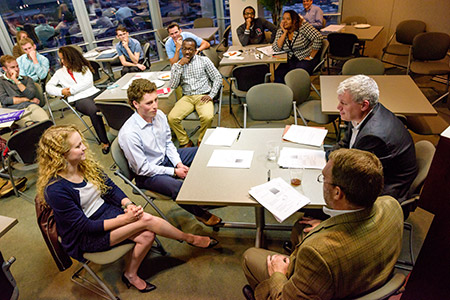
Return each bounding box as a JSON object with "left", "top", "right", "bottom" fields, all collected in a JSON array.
[{"left": 242, "top": 149, "right": 403, "bottom": 300}]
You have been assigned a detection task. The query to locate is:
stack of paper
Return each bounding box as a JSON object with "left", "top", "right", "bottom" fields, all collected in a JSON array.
[
  {"left": 207, "top": 149, "right": 254, "bottom": 168},
  {"left": 283, "top": 125, "right": 328, "bottom": 147},
  {"left": 249, "top": 177, "right": 310, "bottom": 222},
  {"left": 321, "top": 24, "right": 345, "bottom": 33},
  {"left": 204, "top": 127, "right": 241, "bottom": 146},
  {"left": 277, "top": 147, "right": 326, "bottom": 169}
]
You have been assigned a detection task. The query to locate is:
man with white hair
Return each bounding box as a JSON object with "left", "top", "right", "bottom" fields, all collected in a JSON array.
[{"left": 331, "top": 74, "right": 417, "bottom": 204}]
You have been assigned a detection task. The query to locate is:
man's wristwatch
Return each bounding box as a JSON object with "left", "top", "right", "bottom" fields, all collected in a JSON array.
[
  {"left": 173, "top": 168, "right": 177, "bottom": 178},
  {"left": 309, "top": 55, "right": 314, "bottom": 60}
]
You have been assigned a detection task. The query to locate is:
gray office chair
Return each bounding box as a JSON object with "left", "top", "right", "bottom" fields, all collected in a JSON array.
[
  {"left": 193, "top": 17, "right": 213, "bottom": 28},
  {"left": 285, "top": 69, "right": 338, "bottom": 135},
  {"left": 381, "top": 20, "right": 426, "bottom": 73},
  {"left": 183, "top": 85, "right": 223, "bottom": 138},
  {"left": 156, "top": 28, "right": 169, "bottom": 48},
  {"left": 351, "top": 271, "right": 406, "bottom": 300},
  {"left": 4, "top": 119, "right": 54, "bottom": 199},
  {"left": 96, "top": 101, "right": 134, "bottom": 137},
  {"left": 341, "top": 16, "right": 368, "bottom": 25},
  {"left": 396, "top": 140, "right": 436, "bottom": 271},
  {"left": 0, "top": 251, "right": 18, "bottom": 300},
  {"left": 243, "top": 83, "right": 296, "bottom": 128},
  {"left": 310, "top": 39, "right": 329, "bottom": 97},
  {"left": 203, "top": 48, "right": 233, "bottom": 87},
  {"left": 111, "top": 139, "right": 173, "bottom": 224},
  {"left": 142, "top": 42, "right": 152, "bottom": 69},
  {"left": 215, "top": 25, "right": 231, "bottom": 54},
  {"left": 342, "top": 57, "right": 385, "bottom": 75}
]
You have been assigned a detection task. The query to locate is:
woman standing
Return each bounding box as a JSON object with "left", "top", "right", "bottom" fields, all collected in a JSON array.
[
  {"left": 37, "top": 125, "right": 218, "bottom": 293},
  {"left": 46, "top": 46, "right": 110, "bottom": 154},
  {"left": 272, "top": 10, "right": 322, "bottom": 83}
]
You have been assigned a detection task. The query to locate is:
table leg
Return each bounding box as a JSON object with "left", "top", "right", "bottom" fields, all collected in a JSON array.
[{"left": 255, "top": 207, "right": 265, "bottom": 248}]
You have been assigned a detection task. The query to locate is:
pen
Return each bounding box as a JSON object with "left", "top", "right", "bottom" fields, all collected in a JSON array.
[
  {"left": 236, "top": 131, "right": 241, "bottom": 141},
  {"left": 267, "top": 170, "right": 271, "bottom": 182}
]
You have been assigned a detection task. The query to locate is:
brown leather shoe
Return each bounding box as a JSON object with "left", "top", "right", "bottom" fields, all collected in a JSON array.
[
  {"left": 0, "top": 177, "right": 27, "bottom": 198},
  {"left": 195, "top": 213, "right": 222, "bottom": 227},
  {"left": 180, "top": 140, "right": 194, "bottom": 148},
  {"left": 197, "top": 140, "right": 201, "bottom": 147}
]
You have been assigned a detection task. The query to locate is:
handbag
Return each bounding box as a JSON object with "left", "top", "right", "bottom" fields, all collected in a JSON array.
[{"left": 35, "top": 196, "right": 73, "bottom": 271}]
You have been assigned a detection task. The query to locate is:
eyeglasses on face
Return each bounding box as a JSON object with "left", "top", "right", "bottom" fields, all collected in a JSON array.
[{"left": 317, "top": 174, "right": 338, "bottom": 186}]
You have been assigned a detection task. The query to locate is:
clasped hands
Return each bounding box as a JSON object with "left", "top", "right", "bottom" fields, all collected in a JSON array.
[
  {"left": 174, "top": 162, "right": 189, "bottom": 179},
  {"left": 123, "top": 203, "right": 144, "bottom": 223}
]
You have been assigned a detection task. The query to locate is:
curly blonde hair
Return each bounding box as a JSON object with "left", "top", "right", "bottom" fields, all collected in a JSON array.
[{"left": 36, "top": 125, "right": 109, "bottom": 204}]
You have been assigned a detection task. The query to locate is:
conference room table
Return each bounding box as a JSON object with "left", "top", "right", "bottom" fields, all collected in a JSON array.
[
  {"left": 320, "top": 75, "right": 438, "bottom": 116},
  {"left": 177, "top": 128, "right": 326, "bottom": 248},
  {"left": 184, "top": 27, "right": 219, "bottom": 41},
  {"left": 340, "top": 25, "right": 384, "bottom": 41},
  {"left": 0, "top": 215, "right": 17, "bottom": 239},
  {"left": 83, "top": 47, "right": 118, "bottom": 78},
  {"left": 219, "top": 44, "right": 288, "bottom": 67}
]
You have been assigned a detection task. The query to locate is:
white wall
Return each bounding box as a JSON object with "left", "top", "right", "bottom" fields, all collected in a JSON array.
[
  {"left": 342, "top": 0, "right": 450, "bottom": 58},
  {"left": 229, "top": 0, "right": 259, "bottom": 46}
]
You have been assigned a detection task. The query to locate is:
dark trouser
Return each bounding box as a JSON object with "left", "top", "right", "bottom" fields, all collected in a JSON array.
[
  {"left": 135, "top": 147, "right": 210, "bottom": 218},
  {"left": 274, "top": 55, "right": 319, "bottom": 83},
  {"left": 121, "top": 59, "right": 145, "bottom": 76},
  {"left": 73, "top": 91, "right": 109, "bottom": 144}
]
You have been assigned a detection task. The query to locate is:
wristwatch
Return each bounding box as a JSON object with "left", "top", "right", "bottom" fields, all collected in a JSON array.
[
  {"left": 173, "top": 168, "right": 177, "bottom": 178},
  {"left": 309, "top": 55, "right": 314, "bottom": 60}
]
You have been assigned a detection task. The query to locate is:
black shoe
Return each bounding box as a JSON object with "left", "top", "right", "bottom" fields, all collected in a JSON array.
[
  {"left": 121, "top": 273, "right": 156, "bottom": 293},
  {"left": 243, "top": 285, "right": 256, "bottom": 300},
  {"left": 187, "top": 237, "right": 219, "bottom": 249},
  {"left": 102, "top": 144, "right": 111, "bottom": 155}
]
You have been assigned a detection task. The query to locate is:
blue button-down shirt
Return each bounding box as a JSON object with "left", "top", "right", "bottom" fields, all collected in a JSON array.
[
  {"left": 118, "top": 110, "right": 181, "bottom": 177},
  {"left": 17, "top": 53, "right": 49, "bottom": 82}
]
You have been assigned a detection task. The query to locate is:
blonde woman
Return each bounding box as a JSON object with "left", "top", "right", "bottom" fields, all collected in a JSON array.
[{"left": 37, "top": 125, "right": 218, "bottom": 293}]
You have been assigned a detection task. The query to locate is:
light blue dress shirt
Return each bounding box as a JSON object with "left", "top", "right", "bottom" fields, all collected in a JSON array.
[
  {"left": 165, "top": 32, "right": 204, "bottom": 60},
  {"left": 17, "top": 53, "right": 49, "bottom": 82},
  {"left": 115, "top": 37, "right": 144, "bottom": 62},
  {"left": 118, "top": 110, "right": 182, "bottom": 177}
]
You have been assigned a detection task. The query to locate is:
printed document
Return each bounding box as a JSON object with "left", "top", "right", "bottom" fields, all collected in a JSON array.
[
  {"left": 278, "top": 147, "right": 326, "bottom": 169},
  {"left": 249, "top": 177, "right": 311, "bottom": 222},
  {"left": 283, "top": 125, "right": 328, "bottom": 147},
  {"left": 207, "top": 149, "right": 254, "bottom": 168},
  {"left": 204, "top": 127, "right": 241, "bottom": 146}
]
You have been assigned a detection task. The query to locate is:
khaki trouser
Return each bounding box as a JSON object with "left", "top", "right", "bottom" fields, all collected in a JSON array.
[
  {"left": 242, "top": 247, "right": 279, "bottom": 289},
  {"left": 16, "top": 104, "right": 49, "bottom": 128},
  {"left": 168, "top": 94, "right": 214, "bottom": 145}
]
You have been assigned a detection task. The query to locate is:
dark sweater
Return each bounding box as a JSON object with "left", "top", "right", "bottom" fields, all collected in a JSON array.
[
  {"left": 0, "top": 75, "right": 37, "bottom": 108},
  {"left": 236, "top": 18, "right": 277, "bottom": 46},
  {"left": 45, "top": 175, "right": 127, "bottom": 261}
]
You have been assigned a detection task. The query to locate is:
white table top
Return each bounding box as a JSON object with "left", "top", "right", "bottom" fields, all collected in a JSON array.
[
  {"left": 0, "top": 215, "right": 17, "bottom": 239},
  {"left": 184, "top": 27, "right": 219, "bottom": 41},
  {"left": 220, "top": 44, "right": 287, "bottom": 66},
  {"left": 94, "top": 72, "right": 174, "bottom": 102},
  {"left": 83, "top": 47, "right": 118, "bottom": 63},
  {"left": 320, "top": 75, "right": 438, "bottom": 116},
  {"left": 177, "top": 128, "right": 326, "bottom": 208}
]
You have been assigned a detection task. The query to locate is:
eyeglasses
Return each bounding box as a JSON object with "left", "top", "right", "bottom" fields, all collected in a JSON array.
[{"left": 317, "top": 174, "right": 337, "bottom": 186}]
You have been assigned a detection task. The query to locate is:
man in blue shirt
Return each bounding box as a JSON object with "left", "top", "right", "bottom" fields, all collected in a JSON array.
[
  {"left": 115, "top": 25, "right": 146, "bottom": 76},
  {"left": 300, "top": 0, "right": 324, "bottom": 30},
  {"left": 17, "top": 37, "right": 49, "bottom": 83},
  {"left": 165, "top": 23, "right": 210, "bottom": 65},
  {"left": 118, "top": 78, "right": 222, "bottom": 227}
]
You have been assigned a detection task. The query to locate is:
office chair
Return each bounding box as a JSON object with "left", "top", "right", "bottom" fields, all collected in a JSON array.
[
  {"left": 156, "top": 28, "right": 169, "bottom": 49},
  {"left": 285, "top": 69, "right": 338, "bottom": 136},
  {"left": 142, "top": 42, "right": 152, "bottom": 69},
  {"left": 96, "top": 101, "right": 134, "bottom": 137},
  {"left": 4, "top": 119, "right": 54, "bottom": 199},
  {"left": 326, "top": 32, "right": 360, "bottom": 74},
  {"left": 243, "top": 83, "right": 296, "bottom": 128},
  {"left": 90, "top": 60, "right": 114, "bottom": 87},
  {"left": 350, "top": 271, "right": 406, "bottom": 300},
  {"left": 193, "top": 17, "right": 214, "bottom": 28},
  {"left": 0, "top": 251, "right": 18, "bottom": 300},
  {"left": 342, "top": 57, "right": 385, "bottom": 75},
  {"left": 396, "top": 140, "right": 436, "bottom": 271},
  {"left": 381, "top": 20, "right": 426, "bottom": 73},
  {"left": 310, "top": 39, "right": 329, "bottom": 97},
  {"left": 215, "top": 25, "right": 231, "bottom": 54},
  {"left": 110, "top": 139, "right": 173, "bottom": 224}
]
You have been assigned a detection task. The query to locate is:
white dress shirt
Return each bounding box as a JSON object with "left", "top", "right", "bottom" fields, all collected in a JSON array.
[{"left": 118, "top": 110, "right": 182, "bottom": 177}]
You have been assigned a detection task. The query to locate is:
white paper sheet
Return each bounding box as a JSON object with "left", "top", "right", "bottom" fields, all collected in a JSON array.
[
  {"left": 283, "top": 125, "right": 328, "bottom": 147},
  {"left": 277, "top": 147, "right": 326, "bottom": 169},
  {"left": 121, "top": 73, "right": 160, "bottom": 90},
  {"left": 207, "top": 149, "right": 254, "bottom": 168},
  {"left": 204, "top": 127, "right": 241, "bottom": 146},
  {"left": 249, "top": 177, "right": 311, "bottom": 223}
]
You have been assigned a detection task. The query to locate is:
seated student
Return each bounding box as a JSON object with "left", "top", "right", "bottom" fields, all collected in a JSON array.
[
  {"left": 300, "top": 0, "right": 324, "bottom": 30},
  {"left": 17, "top": 37, "right": 49, "bottom": 83},
  {"left": 168, "top": 38, "right": 222, "bottom": 147},
  {"left": 236, "top": 6, "right": 277, "bottom": 46},
  {"left": 165, "top": 22, "right": 210, "bottom": 65},
  {"left": 45, "top": 46, "right": 111, "bottom": 154},
  {"left": 0, "top": 55, "right": 49, "bottom": 128},
  {"left": 242, "top": 149, "right": 403, "bottom": 300},
  {"left": 94, "top": 9, "right": 113, "bottom": 28},
  {"left": 115, "top": 25, "right": 146, "bottom": 76},
  {"left": 34, "top": 14, "right": 56, "bottom": 48},
  {"left": 37, "top": 125, "right": 218, "bottom": 293},
  {"left": 272, "top": 10, "right": 322, "bottom": 83},
  {"left": 12, "top": 31, "right": 29, "bottom": 58},
  {"left": 329, "top": 75, "right": 417, "bottom": 205},
  {"left": 118, "top": 78, "right": 222, "bottom": 227}
]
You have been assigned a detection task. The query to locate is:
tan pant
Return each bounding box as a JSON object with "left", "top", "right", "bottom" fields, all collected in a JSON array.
[
  {"left": 242, "top": 247, "right": 279, "bottom": 289},
  {"left": 168, "top": 94, "right": 214, "bottom": 145},
  {"left": 16, "top": 104, "right": 49, "bottom": 128}
]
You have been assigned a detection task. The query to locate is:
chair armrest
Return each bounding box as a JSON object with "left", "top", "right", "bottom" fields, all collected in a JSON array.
[
  {"left": 243, "top": 103, "right": 248, "bottom": 128},
  {"left": 264, "top": 73, "right": 271, "bottom": 83}
]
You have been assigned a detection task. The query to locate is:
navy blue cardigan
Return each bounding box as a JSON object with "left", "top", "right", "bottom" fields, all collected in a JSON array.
[{"left": 44, "top": 175, "right": 127, "bottom": 261}]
